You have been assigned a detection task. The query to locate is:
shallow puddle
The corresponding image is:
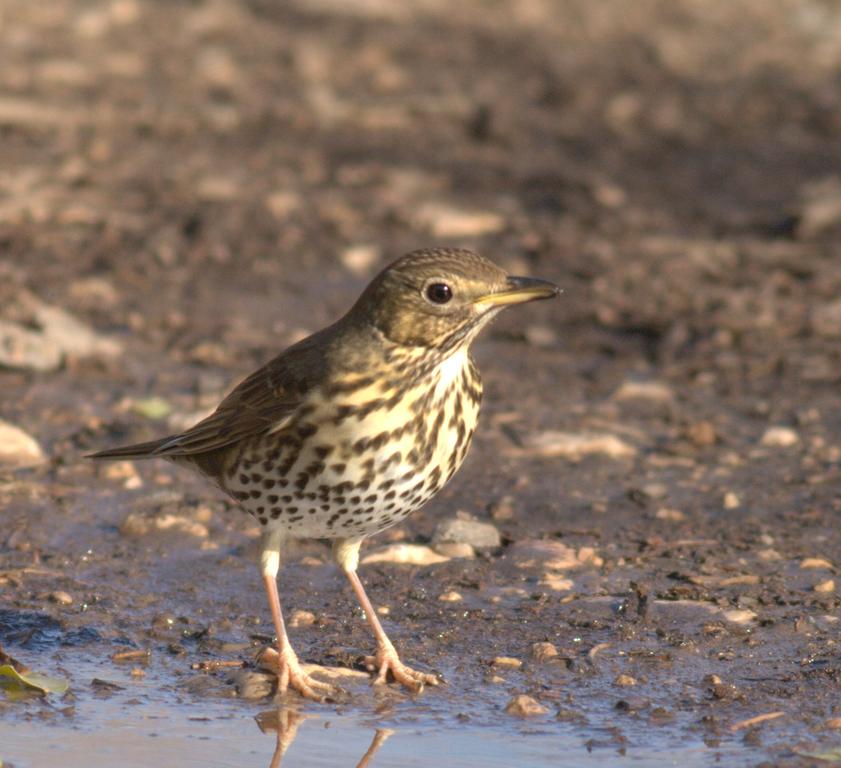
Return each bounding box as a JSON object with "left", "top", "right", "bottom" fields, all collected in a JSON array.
[
  {"left": 1, "top": 649, "right": 756, "bottom": 768},
  {"left": 1, "top": 702, "right": 746, "bottom": 768}
]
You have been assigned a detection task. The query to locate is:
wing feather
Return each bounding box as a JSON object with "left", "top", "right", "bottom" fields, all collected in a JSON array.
[
  {"left": 152, "top": 359, "right": 302, "bottom": 456},
  {"left": 89, "top": 338, "right": 325, "bottom": 460}
]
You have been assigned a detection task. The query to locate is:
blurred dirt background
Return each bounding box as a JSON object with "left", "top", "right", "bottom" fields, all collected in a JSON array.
[{"left": 1, "top": 0, "right": 840, "bottom": 765}]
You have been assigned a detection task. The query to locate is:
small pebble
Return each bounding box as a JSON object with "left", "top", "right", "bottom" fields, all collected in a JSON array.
[
  {"left": 433, "top": 542, "right": 476, "bottom": 559},
  {"left": 760, "top": 427, "right": 799, "bottom": 447},
  {"left": 655, "top": 507, "right": 684, "bottom": 522},
  {"left": 685, "top": 420, "right": 717, "bottom": 447},
  {"left": 723, "top": 492, "right": 741, "bottom": 510},
  {"left": 524, "top": 324, "right": 558, "bottom": 348},
  {"left": 49, "top": 591, "right": 73, "bottom": 605},
  {"left": 361, "top": 544, "right": 449, "bottom": 565},
  {"left": 103, "top": 460, "right": 142, "bottom": 489},
  {"left": 719, "top": 574, "right": 759, "bottom": 586},
  {"left": 642, "top": 483, "right": 668, "bottom": 499},
  {"left": 232, "top": 669, "right": 274, "bottom": 700},
  {"left": 811, "top": 298, "right": 841, "bottom": 338},
  {"left": 531, "top": 642, "right": 558, "bottom": 661},
  {"left": 341, "top": 244, "right": 380, "bottom": 276},
  {"left": 520, "top": 431, "right": 636, "bottom": 461},
  {"left": 67, "top": 276, "right": 119, "bottom": 308},
  {"left": 614, "top": 674, "right": 637, "bottom": 687},
  {"left": 0, "top": 295, "right": 120, "bottom": 372},
  {"left": 814, "top": 579, "right": 835, "bottom": 594},
  {"left": 508, "top": 540, "right": 578, "bottom": 571},
  {"left": 798, "top": 178, "right": 841, "bottom": 238},
  {"left": 289, "top": 610, "right": 316, "bottom": 627},
  {"left": 488, "top": 495, "right": 515, "bottom": 521},
  {"left": 593, "top": 180, "right": 626, "bottom": 208},
  {"left": 0, "top": 421, "right": 45, "bottom": 469},
  {"left": 432, "top": 516, "right": 501, "bottom": 549},
  {"left": 539, "top": 574, "right": 574, "bottom": 591},
  {"left": 613, "top": 380, "right": 674, "bottom": 402},
  {"left": 824, "top": 718, "right": 841, "bottom": 729},
  {"left": 650, "top": 706, "right": 674, "bottom": 722},
  {"left": 505, "top": 694, "right": 548, "bottom": 717},
  {"left": 120, "top": 512, "right": 208, "bottom": 539},
  {"left": 492, "top": 656, "right": 523, "bottom": 669},
  {"left": 491, "top": 656, "right": 523, "bottom": 669},
  {"left": 438, "top": 591, "right": 463, "bottom": 602},
  {"left": 722, "top": 609, "right": 757, "bottom": 624},
  {"left": 801, "top": 557, "right": 833, "bottom": 570},
  {"left": 415, "top": 203, "right": 504, "bottom": 238},
  {"left": 711, "top": 682, "right": 738, "bottom": 700},
  {"left": 577, "top": 546, "right": 601, "bottom": 565},
  {"left": 615, "top": 696, "right": 649, "bottom": 713},
  {"left": 264, "top": 190, "right": 299, "bottom": 220}
]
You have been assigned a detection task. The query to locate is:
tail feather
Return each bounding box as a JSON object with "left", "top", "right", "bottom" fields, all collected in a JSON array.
[{"left": 86, "top": 436, "right": 176, "bottom": 460}]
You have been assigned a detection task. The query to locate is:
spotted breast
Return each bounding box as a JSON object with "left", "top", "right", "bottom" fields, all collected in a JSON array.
[{"left": 221, "top": 344, "right": 482, "bottom": 540}]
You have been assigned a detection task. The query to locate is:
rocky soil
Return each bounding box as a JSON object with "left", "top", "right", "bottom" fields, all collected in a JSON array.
[{"left": 1, "top": 1, "right": 840, "bottom": 766}]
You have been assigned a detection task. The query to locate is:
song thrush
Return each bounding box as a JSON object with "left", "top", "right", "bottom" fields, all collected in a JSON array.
[{"left": 90, "top": 248, "right": 559, "bottom": 701}]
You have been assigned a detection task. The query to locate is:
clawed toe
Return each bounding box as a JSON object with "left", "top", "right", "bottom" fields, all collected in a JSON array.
[
  {"left": 284, "top": 669, "right": 337, "bottom": 702},
  {"left": 260, "top": 647, "right": 343, "bottom": 703},
  {"left": 364, "top": 648, "right": 441, "bottom": 692}
]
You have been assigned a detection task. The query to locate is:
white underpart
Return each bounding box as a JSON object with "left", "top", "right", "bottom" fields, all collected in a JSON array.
[
  {"left": 365, "top": 346, "right": 470, "bottom": 489},
  {"left": 432, "top": 346, "right": 469, "bottom": 458},
  {"left": 229, "top": 345, "right": 479, "bottom": 541},
  {"left": 434, "top": 347, "right": 469, "bottom": 398}
]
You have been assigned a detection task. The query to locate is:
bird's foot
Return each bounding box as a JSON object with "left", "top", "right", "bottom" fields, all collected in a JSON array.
[
  {"left": 259, "top": 647, "right": 341, "bottom": 703},
  {"left": 363, "top": 644, "right": 440, "bottom": 692}
]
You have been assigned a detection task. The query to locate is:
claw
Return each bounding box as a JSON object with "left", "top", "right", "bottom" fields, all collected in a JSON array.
[
  {"left": 339, "top": 566, "right": 441, "bottom": 693},
  {"left": 260, "top": 647, "right": 342, "bottom": 703},
  {"left": 363, "top": 645, "right": 440, "bottom": 692}
]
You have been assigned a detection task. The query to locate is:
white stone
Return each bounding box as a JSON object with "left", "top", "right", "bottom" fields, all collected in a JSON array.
[
  {"left": 613, "top": 380, "right": 674, "bottom": 402},
  {"left": 723, "top": 492, "right": 741, "bottom": 510},
  {"left": 520, "top": 431, "right": 636, "bottom": 461},
  {"left": 0, "top": 421, "right": 45, "bottom": 469},
  {"left": 340, "top": 244, "right": 380, "bottom": 276},
  {"left": 361, "top": 543, "right": 449, "bottom": 566},
  {"left": 416, "top": 202, "right": 504, "bottom": 238},
  {"left": 760, "top": 427, "right": 799, "bottom": 447},
  {"left": 432, "top": 517, "right": 501, "bottom": 548}
]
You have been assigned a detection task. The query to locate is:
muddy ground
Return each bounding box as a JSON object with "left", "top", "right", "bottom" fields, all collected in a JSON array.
[{"left": 1, "top": 1, "right": 840, "bottom": 766}]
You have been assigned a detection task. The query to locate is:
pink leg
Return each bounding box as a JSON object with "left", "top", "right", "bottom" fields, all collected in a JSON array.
[
  {"left": 261, "top": 572, "right": 338, "bottom": 702},
  {"left": 343, "top": 568, "right": 440, "bottom": 691},
  {"left": 265, "top": 708, "right": 309, "bottom": 768},
  {"left": 356, "top": 729, "right": 395, "bottom": 768}
]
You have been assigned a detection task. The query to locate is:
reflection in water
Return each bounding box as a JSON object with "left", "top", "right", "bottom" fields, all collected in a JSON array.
[{"left": 256, "top": 707, "right": 394, "bottom": 768}]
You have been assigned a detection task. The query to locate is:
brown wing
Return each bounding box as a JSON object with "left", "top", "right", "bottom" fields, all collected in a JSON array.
[
  {"left": 89, "top": 344, "right": 320, "bottom": 460},
  {"left": 153, "top": 362, "right": 301, "bottom": 456}
]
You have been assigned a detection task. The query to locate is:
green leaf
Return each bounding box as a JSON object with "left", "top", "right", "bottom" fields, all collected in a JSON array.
[
  {"left": 132, "top": 397, "right": 172, "bottom": 420},
  {"left": 0, "top": 664, "right": 68, "bottom": 695}
]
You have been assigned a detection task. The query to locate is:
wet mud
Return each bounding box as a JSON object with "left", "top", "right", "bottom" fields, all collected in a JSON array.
[{"left": 1, "top": 1, "right": 841, "bottom": 766}]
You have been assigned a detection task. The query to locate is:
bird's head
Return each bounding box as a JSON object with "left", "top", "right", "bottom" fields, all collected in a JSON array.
[{"left": 352, "top": 248, "right": 559, "bottom": 351}]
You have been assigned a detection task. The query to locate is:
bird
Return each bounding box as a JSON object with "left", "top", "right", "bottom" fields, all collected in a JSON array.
[{"left": 89, "top": 247, "right": 559, "bottom": 701}]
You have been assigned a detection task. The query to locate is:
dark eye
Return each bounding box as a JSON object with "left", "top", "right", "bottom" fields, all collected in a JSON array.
[{"left": 425, "top": 282, "right": 453, "bottom": 304}]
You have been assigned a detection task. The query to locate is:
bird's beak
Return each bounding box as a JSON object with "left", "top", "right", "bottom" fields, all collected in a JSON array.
[{"left": 474, "top": 275, "right": 561, "bottom": 307}]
